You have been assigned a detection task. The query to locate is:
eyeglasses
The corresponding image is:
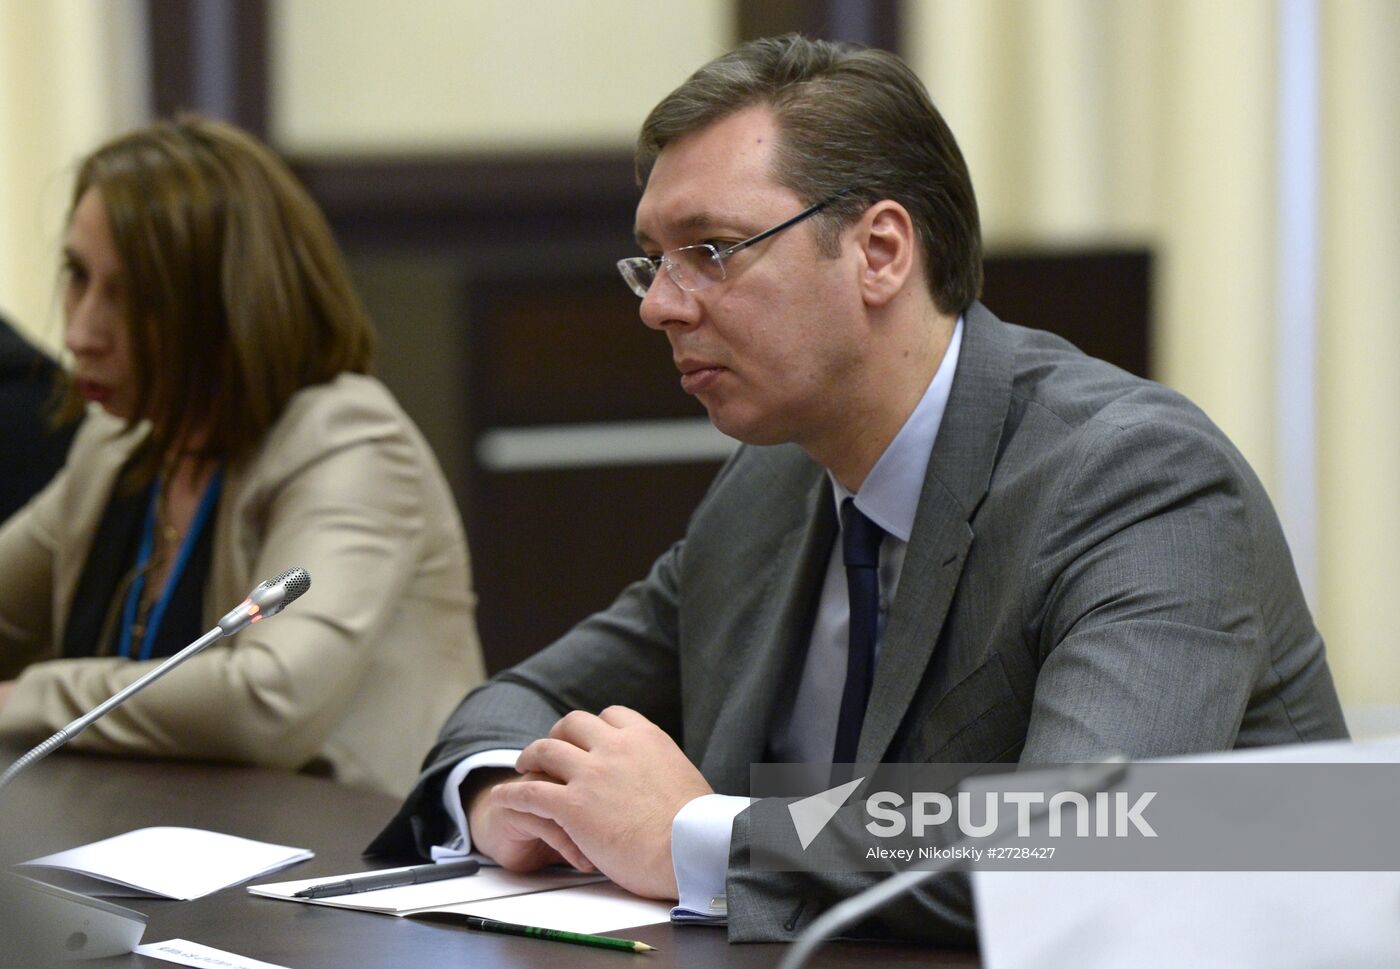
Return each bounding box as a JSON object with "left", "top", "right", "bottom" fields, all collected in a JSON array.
[{"left": 617, "top": 188, "right": 853, "bottom": 299}]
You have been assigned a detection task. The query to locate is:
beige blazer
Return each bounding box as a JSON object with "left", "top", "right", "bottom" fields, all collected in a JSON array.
[{"left": 0, "top": 374, "right": 484, "bottom": 796}]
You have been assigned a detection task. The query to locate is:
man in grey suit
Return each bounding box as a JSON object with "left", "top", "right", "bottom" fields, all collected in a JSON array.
[{"left": 372, "top": 35, "right": 1346, "bottom": 944}]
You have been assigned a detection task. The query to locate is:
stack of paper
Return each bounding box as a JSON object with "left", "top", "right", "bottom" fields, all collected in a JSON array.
[
  {"left": 20, "top": 827, "right": 313, "bottom": 900},
  {"left": 251, "top": 866, "right": 673, "bottom": 934}
]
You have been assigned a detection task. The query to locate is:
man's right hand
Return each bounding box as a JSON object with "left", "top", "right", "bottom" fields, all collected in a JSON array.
[{"left": 463, "top": 767, "right": 594, "bottom": 873}]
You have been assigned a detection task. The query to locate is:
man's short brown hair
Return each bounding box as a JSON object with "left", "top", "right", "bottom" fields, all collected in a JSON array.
[{"left": 637, "top": 34, "right": 982, "bottom": 316}]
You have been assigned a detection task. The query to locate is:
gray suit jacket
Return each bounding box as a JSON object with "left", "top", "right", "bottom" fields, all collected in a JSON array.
[{"left": 372, "top": 302, "right": 1346, "bottom": 942}]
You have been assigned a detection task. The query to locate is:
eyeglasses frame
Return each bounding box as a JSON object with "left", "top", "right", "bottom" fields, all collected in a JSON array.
[{"left": 617, "top": 187, "right": 855, "bottom": 299}]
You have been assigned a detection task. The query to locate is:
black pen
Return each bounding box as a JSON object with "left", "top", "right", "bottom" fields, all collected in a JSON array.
[{"left": 293, "top": 859, "right": 480, "bottom": 899}]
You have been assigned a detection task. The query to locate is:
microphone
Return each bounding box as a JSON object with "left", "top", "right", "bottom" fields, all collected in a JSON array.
[{"left": 0, "top": 568, "right": 311, "bottom": 793}]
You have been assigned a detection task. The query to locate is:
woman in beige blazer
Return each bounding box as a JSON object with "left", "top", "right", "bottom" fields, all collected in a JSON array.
[{"left": 0, "top": 118, "right": 484, "bottom": 797}]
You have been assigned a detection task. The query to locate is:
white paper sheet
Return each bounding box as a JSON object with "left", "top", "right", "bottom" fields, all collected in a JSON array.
[
  {"left": 421, "top": 881, "right": 674, "bottom": 934},
  {"left": 251, "top": 865, "right": 671, "bottom": 935},
  {"left": 134, "top": 938, "right": 292, "bottom": 969},
  {"left": 249, "top": 864, "right": 604, "bottom": 913},
  {"left": 20, "top": 827, "right": 313, "bottom": 900}
]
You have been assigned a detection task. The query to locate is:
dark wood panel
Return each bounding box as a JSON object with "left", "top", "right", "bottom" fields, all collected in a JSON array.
[
  {"left": 466, "top": 273, "right": 698, "bottom": 428},
  {"left": 294, "top": 153, "right": 640, "bottom": 250},
  {"left": 983, "top": 248, "right": 1152, "bottom": 378},
  {"left": 146, "top": 0, "right": 269, "bottom": 136},
  {"left": 471, "top": 464, "right": 720, "bottom": 674},
  {"left": 738, "top": 0, "right": 903, "bottom": 53}
]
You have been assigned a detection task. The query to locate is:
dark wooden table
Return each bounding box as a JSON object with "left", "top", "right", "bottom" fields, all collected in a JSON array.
[{"left": 0, "top": 754, "right": 978, "bottom": 967}]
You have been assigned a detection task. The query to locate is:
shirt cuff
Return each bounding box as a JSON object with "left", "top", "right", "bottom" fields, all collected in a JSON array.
[
  {"left": 436, "top": 748, "right": 520, "bottom": 858},
  {"left": 670, "top": 793, "right": 752, "bottom": 924}
]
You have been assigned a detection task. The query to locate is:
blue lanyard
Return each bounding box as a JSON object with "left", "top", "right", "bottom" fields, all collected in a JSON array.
[{"left": 118, "top": 467, "right": 224, "bottom": 661}]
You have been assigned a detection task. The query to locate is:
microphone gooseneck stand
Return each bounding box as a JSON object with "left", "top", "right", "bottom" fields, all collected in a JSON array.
[{"left": 0, "top": 566, "right": 311, "bottom": 793}]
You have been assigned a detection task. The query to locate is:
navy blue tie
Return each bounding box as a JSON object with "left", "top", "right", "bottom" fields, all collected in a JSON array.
[{"left": 833, "top": 498, "right": 885, "bottom": 765}]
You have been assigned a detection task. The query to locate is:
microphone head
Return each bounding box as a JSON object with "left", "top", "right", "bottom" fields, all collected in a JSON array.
[
  {"left": 215, "top": 568, "right": 312, "bottom": 636},
  {"left": 249, "top": 567, "right": 312, "bottom": 619}
]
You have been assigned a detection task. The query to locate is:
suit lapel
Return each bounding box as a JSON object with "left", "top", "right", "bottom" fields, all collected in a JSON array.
[{"left": 860, "top": 302, "right": 1015, "bottom": 762}]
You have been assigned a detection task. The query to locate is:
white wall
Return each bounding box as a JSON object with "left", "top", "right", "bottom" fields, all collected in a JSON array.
[
  {"left": 0, "top": 0, "right": 149, "bottom": 351},
  {"left": 269, "top": 0, "right": 731, "bottom": 154}
]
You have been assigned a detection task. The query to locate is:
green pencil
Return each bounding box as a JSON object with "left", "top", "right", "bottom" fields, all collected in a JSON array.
[{"left": 463, "top": 916, "right": 655, "bottom": 953}]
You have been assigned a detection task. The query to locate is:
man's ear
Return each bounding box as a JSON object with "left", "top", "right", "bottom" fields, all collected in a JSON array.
[{"left": 854, "top": 200, "right": 916, "bottom": 308}]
